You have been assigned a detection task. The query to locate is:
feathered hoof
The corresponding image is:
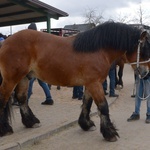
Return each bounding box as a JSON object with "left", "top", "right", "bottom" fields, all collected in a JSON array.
[
  {"left": 32, "top": 123, "right": 41, "bottom": 128},
  {"left": 115, "top": 84, "right": 123, "bottom": 90},
  {"left": 105, "top": 136, "right": 118, "bottom": 142},
  {"left": 0, "top": 125, "right": 13, "bottom": 137},
  {"left": 89, "top": 126, "right": 97, "bottom": 131}
]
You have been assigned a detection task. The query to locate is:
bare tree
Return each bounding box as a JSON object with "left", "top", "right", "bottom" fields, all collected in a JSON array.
[
  {"left": 116, "top": 13, "right": 131, "bottom": 23},
  {"left": 130, "top": 3, "right": 150, "bottom": 25},
  {"left": 83, "top": 8, "right": 104, "bottom": 26}
]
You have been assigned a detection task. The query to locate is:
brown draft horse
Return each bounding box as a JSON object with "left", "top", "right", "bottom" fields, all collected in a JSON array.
[{"left": 0, "top": 22, "right": 150, "bottom": 142}]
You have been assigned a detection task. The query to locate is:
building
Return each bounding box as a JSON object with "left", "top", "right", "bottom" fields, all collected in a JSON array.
[
  {"left": 64, "top": 23, "right": 95, "bottom": 32},
  {"left": 41, "top": 28, "right": 80, "bottom": 37},
  {"left": 0, "top": 0, "right": 68, "bottom": 33}
]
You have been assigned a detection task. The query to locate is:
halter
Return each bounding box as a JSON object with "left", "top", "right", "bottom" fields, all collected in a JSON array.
[
  {"left": 130, "top": 40, "right": 150, "bottom": 67},
  {"left": 129, "top": 40, "right": 150, "bottom": 79},
  {"left": 130, "top": 40, "right": 150, "bottom": 100},
  {"left": 136, "top": 79, "right": 150, "bottom": 100}
]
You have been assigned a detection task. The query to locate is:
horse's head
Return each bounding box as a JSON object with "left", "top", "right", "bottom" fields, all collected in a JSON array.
[
  {"left": 127, "top": 30, "right": 150, "bottom": 78},
  {"left": 140, "top": 31, "right": 150, "bottom": 62}
]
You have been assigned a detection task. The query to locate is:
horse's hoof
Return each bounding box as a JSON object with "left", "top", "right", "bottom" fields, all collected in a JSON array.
[
  {"left": 32, "top": 123, "right": 41, "bottom": 128},
  {"left": 105, "top": 136, "right": 118, "bottom": 142},
  {"left": 89, "top": 126, "right": 97, "bottom": 131},
  {"left": 5, "top": 131, "right": 13, "bottom": 136},
  {"left": 0, "top": 130, "right": 13, "bottom": 137},
  {"left": 115, "top": 85, "right": 123, "bottom": 90}
]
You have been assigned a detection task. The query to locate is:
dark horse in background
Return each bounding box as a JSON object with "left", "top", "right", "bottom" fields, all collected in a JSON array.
[
  {"left": 0, "top": 22, "right": 149, "bottom": 142},
  {"left": 115, "top": 54, "right": 127, "bottom": 89}
]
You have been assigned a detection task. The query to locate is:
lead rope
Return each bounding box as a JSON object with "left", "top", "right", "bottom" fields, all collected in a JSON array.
[
  {"left": 130, "top": 40, "right": 150, "bottom": 100},
  {"left": 136, "top": 40, "right": 141, "bottom": 68},
  {"left": 137, "top": 41, "right": 150, "bottom": 100},
  {"left": 136, "top": 79, "right": 150, "bottom": 100}
]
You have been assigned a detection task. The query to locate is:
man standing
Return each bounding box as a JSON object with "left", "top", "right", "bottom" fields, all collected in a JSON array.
[{"left": 127, "top": 66, "right": 150, "bottom": 123}]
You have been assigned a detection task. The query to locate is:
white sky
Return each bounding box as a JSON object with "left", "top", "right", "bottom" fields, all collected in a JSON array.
[{"left": 1, "top": 0, "right": 150, "bottom": 35}]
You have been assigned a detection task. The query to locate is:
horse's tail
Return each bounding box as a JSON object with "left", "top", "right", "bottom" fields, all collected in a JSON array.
[{"left": 0, "top": 72, "right": 13, "bottom": 123}]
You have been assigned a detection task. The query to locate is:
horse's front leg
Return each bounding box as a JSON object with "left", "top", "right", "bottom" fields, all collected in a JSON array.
[
  {"left": 78, "top": 88, "right": 96, "bottom": 131},
  {"left": 79, "top": 82, "right": 119, "bottom": 142},
  {"left": 118, "top": 65, "right": 124, "bottom": 88},
  {"left": 15, "top": 77, "right": 41, "bottom": 128}
]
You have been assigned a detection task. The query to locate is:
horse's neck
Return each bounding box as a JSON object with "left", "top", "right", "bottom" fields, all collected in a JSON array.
[{"left": 105, "top": 49, "right": 125, "bottom": 64}]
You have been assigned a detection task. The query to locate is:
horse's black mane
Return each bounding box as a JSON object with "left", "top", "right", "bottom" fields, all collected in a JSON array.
[{"left": 73, "top": 21, "right": 141, "bottom": 53}]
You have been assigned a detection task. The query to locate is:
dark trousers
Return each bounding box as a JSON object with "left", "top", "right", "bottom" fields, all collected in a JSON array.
[
  {"left": 73, "top": 86, "right": 83, "bottom": 98},
  {"left": 103, "top": 68, "right": 116, "bottom": 95}
]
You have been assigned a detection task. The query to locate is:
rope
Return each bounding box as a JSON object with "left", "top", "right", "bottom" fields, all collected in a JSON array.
[
  {"left": 136, "top": 79, "right": 150, "bottom": 100},
  {"left": 128, "top": 40, "right": 150, "bottom": 100},
  {"left": 129, "top": 40, "right": 150, "bottom": 66},
  {"left": 130, "top": 58, "right": 150, "bottom": 65}
]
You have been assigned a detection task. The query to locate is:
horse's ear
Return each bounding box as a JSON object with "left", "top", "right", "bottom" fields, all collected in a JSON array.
[{"left": 140, "top": 31, "right": 147, "bottom": 42}]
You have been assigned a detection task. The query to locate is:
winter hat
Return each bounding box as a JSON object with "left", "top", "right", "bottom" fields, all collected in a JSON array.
[{"left": 28, "top": 23, "right": 37, "bottom": 30}]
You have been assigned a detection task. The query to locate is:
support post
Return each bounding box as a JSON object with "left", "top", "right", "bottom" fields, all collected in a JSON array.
[{"left": 47, "top": 16, "right": 51, "bottom": 33}]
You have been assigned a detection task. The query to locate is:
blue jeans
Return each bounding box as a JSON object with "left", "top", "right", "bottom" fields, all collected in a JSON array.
[
  {"left": 103, "top": 68, "right": 116, "bottom": 95},
  {"left": 73, "top": 86, "right": 83, "bottom": 98},
  {"left": 134, "top": 75, "right": 150, "bottom": 115},
  {"left": 28, "top": 78, "right": 52, "bottom": 101}
]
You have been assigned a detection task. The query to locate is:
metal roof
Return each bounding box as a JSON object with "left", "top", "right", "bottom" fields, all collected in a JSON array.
[
  {"left": 64, "top": 23, "right": 95, "bottom": 32},
  {"left": 0, "top": 0, "right": 68, "bottom": 27}
]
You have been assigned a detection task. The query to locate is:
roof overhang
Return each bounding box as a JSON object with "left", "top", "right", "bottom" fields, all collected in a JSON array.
[{"left": 0, "top": 0, "right": 68, "bottom": 27}]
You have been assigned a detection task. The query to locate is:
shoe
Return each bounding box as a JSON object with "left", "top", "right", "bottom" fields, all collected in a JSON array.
[
  {"left": 78, "top": 97, "right": 82, "bottom": 100},
  {"left": 57, "top": 86, "right": 61, "bottom": 90},
  {"left": 127, "top": 113, "right": 140, "bottom": 122},
  {"left": 109, "top": 94, "right": 119, "bottom": 97},
  {"left": 104, "top": 91, "right": 108, "bottom": 95},
  {"left": 72, "top": 96, "right": 78, "bottom": 99},
  {"left": 131, "top": 95, "right": 135, "bottom": 98},
  {"left": 145, "top": 115, "right": 150, "bottom": 123},
  {"left": 41, "top": 100, "right": 54, "bottom": 105}
]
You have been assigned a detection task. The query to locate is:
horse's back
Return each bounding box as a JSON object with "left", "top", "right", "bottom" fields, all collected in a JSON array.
[{"left": 0, "top": 30, "right": 108, "bottom": 86}]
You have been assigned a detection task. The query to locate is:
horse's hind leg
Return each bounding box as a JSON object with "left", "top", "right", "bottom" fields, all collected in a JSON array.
[
  {"left": 15, "top": 77, "right": 40, "bottom": 128},
  {"left": 0, "top": 75, "right": 15, "bottom": 136},
  {"left": 79, "top": 82, "right": 119, "bottom": 142},
  {"left": 118, "top": 64, "right": 124, "bottom": 88},
  {"left": 78, "top": 89, "right": 96, "bottom": 131}
]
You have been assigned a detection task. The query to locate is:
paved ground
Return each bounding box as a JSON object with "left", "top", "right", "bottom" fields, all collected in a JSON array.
[
  {"left": 0, "top": 71, "right": 116, "bottom": 150},
  {"left": 1, "top": 64, "right": 149, "bottom": 150}
]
